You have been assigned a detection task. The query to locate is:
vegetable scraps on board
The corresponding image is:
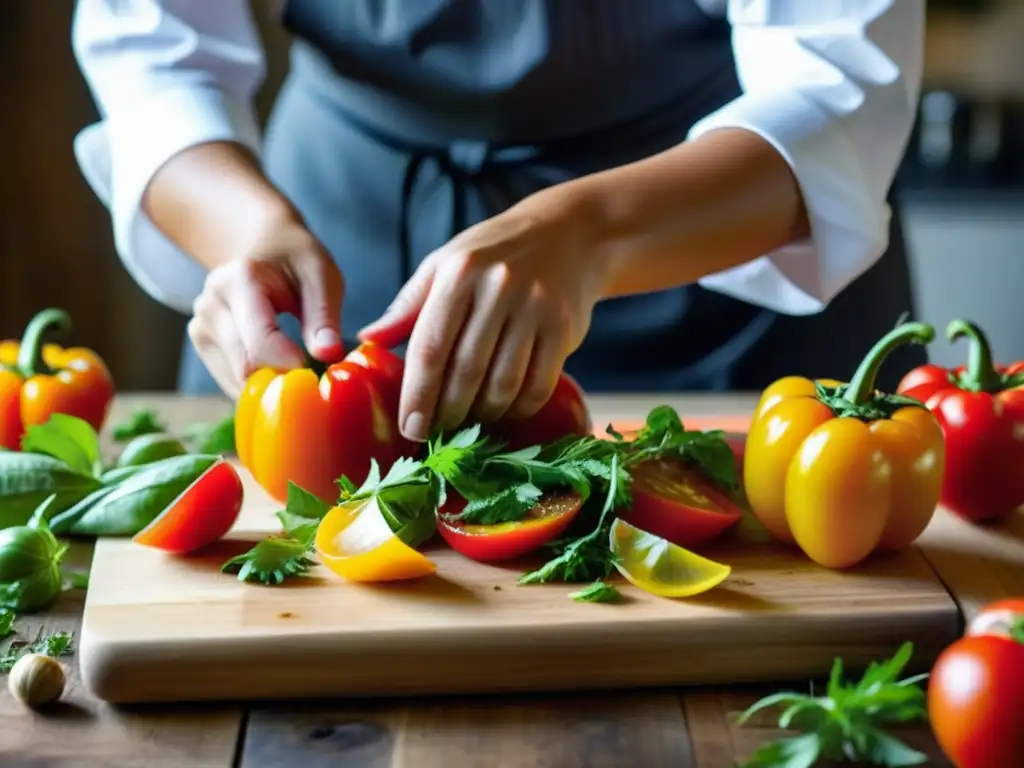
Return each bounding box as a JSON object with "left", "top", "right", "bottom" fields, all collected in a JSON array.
[
  {"left": 222, "top": 403, "right": 741, "bottom": 603},
  {"left": 744, "top": 321, "right": 945, "bottom": 569},
  {"left": 0, "top": 308, "right": 115, "bottom": 451},
  {"left": 897, "top": 318, "right": 1024, "bottom": 523}
]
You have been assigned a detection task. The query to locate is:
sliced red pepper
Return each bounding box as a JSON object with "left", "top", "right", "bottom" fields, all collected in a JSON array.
[
  {"left": 621, "top": 458, "right": 743, "bottom": 550},
  {"left": 897, "top": 319, "right": 1024, "bottom": 522},
  {"left": 133, "top": 459, "right": 245, "bottom": 554},
  {"left": 436, "top": 492, "right": 583, "bottom": 562}
]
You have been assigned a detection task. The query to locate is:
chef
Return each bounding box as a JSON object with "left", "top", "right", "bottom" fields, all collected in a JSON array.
[{"left": 71, "top": 0, "right": 926, "bottom": 443}]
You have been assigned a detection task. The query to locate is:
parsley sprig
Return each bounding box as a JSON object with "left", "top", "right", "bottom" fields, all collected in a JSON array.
[{"left": 736, "top": 642, "right": 930, "bottom": 768}]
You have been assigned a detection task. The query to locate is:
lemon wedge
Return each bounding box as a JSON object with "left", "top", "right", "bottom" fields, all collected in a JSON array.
[
  {"left": 315, "top": 496, "right": 436, "bottom": 582},
  {"left": 609, "top": 518, "right": 731, "bottom": 598}
]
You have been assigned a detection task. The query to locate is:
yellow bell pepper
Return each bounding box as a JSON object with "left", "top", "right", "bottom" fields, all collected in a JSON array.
[{"left": 744, "top": 322, "right": 945, "bottom": 569}]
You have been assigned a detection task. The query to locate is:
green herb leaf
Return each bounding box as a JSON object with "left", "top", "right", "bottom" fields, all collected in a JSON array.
[
  {"left": 338, "top": 458, "right": 440, "bottom": 550},
  {"left": 0, "top": 628, "right": 74, "bottom": 674},
  {"left": 63, "top": 569, "right": 89, "bottom": 590},
  {"left": 620, "top": 405, "right": 738, "bottom": 491},
  {"left": 519, "top": 453, "right": 623, "bottom": 585},
  {"left": 569, "top": 580, "right": 621, "bottom": 603},
  {"left": 735, "top": 642, "right": 929, "bottom": 767},
  {"left": 221, "top": 537, "right": 316, "bottom": 585},
  {"left": 21, "top": 413, "right": 102, "bottom": 478},
  {"left": 0, "top": 609, "right": 14, "bottom": 638},
  {"left": 184, "top": 415, "right": 236, "bottom": 455},
  {"left": 0, "top": 452, "right": 101, "bottom": 529},
  {"left": 112, "top": 408, "right": 167, "bottom": 442},
  {"left": 276, "top": 483, "right": 331, "bottom": 548}
]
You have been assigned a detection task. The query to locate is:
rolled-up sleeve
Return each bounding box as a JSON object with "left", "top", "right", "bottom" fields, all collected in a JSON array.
[
  {"left": 71, "top": 0, "right": 267, "bottom": 314},
  {"left": 691, "top": 0, "right": 925, "bottom": 315}
]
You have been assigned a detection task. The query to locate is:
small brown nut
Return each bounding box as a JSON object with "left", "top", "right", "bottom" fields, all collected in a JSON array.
[{"left": 8, "top": 653, "right": 65, "bottom": 708}]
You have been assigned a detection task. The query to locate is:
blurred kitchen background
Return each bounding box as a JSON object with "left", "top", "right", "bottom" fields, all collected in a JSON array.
[{"left": 1, "top": 0, "right": 1023, "bottom": 391}]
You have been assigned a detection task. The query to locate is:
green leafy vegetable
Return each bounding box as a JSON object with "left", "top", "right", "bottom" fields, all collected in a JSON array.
[
  {"left": 0, "top": 448, "right": 102, "bottom": 529},
  {"left": 735, "top": 642, "right": 929, "bottom": 768},
  {"left": 569, "top": 580, "right": 621, "bottom": 603},
  {"left": 0, "top": 609, "right": 14, "bottom": 638},
  {"left": 518, "top": 454, "right": 623, "bottom": 585},
  {"left": 48, "top": 453, "right": 220, "bottom": 536},
  {"left": 0, "top": 628, "right": 74, "bottom": 674},
  {"left": 221, "top": 537, "right": 316, "bottom": 585},
  {"left": 63, "top": 569, "right": 89, "bottom": 591},
  {"left": 184, "top": 415, "right": 236, "bottom": 455},
  {"left": 114, "top": 433, "right": 187, "bottom": 468},
  {"left": 21, "top": 414, "right": 103, "bottom": 478},
  {"left": 614, "top": 405, "right": 739, "bottom": 491},
  {"left": 112, "top": 408, "right": 167, "bottom": 442}
]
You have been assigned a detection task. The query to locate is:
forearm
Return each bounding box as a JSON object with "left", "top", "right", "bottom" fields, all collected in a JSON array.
[
  {"left": 142, "top": 141, "right": 303, "bottom": 271},
  {"left": 570, "top": 128, "right": 810, "bottom": 298}
]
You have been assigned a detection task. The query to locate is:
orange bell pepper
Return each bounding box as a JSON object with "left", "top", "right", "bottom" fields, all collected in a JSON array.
[
  {"left": 235, "top": 342, "right": 415, "bottom": 504},
  {"left": 744, "top": 321, "right": 945, "bottom": 569},
  {"left": 0, "top": 308, "right": 115, "bottom": 450}
]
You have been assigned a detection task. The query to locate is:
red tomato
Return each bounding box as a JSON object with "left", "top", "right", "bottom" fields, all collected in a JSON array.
[
  {"left": 488, "top": 373, "right": 591, "bottom": 449},
  {"left": 620, "top": 458, "right": 743, "bottom": 550},
  {"left": 928, "top": 608, "right": 1024, "bottom": 768},
  {"left": 436, "top": 492, "right": 583, "bottom": 562},
  {"left": 133, "top": 459, "right": 245, "bottom": 554}
]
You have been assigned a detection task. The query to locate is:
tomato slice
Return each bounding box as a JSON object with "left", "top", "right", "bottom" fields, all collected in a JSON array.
[
  {"left": 609, "top": 518, "right": 732, "bottom": 598},
  {"left": 315, "top": 496, "right": 436, "bottom": 582},
  {"left": 620, "top": 458, "right": 742, "bottom": 550},
  {"left": 437, "top": 492, "right": 583, "bottom": 562},
  {"left": 133, "top": 459, "right": 244, "bottom": 554},
  {"left": 488, "top": 373, "right": 592, "bottom": 450}
]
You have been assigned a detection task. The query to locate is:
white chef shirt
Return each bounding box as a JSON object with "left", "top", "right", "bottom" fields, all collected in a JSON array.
[{"left": 70, "top": 0, "right": 925, "bottom": 318}]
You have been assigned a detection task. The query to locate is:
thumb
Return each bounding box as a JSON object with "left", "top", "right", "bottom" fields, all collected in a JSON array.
[
  {"left": 292, "top": 250, "right": 345, "bottom": 361},
  {"left": 358, "top": 259, "right": 436, "bottom": 348}
]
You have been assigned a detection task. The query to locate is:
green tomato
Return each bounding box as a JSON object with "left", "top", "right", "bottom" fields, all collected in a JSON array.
[
  {"left": 0, "top": 525, "right": 66, "bottom": 613},
  {"left": 115, "top": 433, "right": 187, "bottom": 469}
]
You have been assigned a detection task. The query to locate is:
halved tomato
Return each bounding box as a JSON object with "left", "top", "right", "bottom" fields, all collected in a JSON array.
[
  {"left": 621, "top": 458, "right": 743, "bottom": 550},
  {"left": 437, "top": 492, "right": 583, "bottom": 562},
  {"left": 133, "top": 459, "right": 244, "bottom": 554},
  {"left": 488, "top": 373, "right": 592, "bottom": 450}
]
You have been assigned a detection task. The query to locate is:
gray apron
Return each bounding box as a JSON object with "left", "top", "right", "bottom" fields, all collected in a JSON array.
[{"left": 179, "top": 0, "right": 923, "bottom": 396}]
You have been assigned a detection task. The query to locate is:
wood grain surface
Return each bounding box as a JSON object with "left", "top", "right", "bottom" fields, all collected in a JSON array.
[
  {"left": 78, "top": 398, "right": 957, "bottom": 705},
  {"left": 2, "top": 393, "right": 1022, "bottom": 768}
]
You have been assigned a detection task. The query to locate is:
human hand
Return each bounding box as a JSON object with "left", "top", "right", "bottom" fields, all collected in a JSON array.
[
  {"left": 187, "top": 221, "right": 345, "bottom": 399},
  {"left": 357, "top": 190, "right": 607, "bottom": 442}
]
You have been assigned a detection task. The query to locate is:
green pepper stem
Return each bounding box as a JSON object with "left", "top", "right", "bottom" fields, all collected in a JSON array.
[
  {"left": 1011, "top": 616, "right": 1024, "bottom": 646},
  {"left": 947, "top": 318, "right": 1000, "bottom": 393},
  {"left": 843, "top": 322, "right": 936, "bottom": 405},
  {"left": 16, "top": 308, "right": 70, "bottom": 378}
]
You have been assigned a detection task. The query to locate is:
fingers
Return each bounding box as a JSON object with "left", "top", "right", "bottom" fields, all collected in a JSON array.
[
  {"left": 433, "top": 265, "right": 517, "bottom": 431},
  {"left": 471, "top": 315, "right": 537, "bottom": 424},
  {"left": 291, "top": 250, "right": 345, "bottom": 360},
  {"left": 188, "top": 294, "right": 248, "bottom": 400},
  {"left": 398, "top": 269, "right": 472, "bottom": 441},
  {"left": 506, "top": 327, "right": 566, "bottom": 419},
  {"left": 358, "top": 257, "right": 437, "bottom": 349}
]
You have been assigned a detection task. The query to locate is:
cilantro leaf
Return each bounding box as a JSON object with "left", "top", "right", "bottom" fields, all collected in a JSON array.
[
  {"left": 735, "top": 642, "right": 929, "bottom": 768},
  {"left": 112, "top": 409, "right": 167, "bottom": 442},
  {"left": 0, "top": 609, "right": 14, "bottom": 638},
  {"left": 276, "top": 482, "right": 330, "bottom": 547},
  {"left": 221, "top": 537, "right": 316, "bottom": 585},
  {"left": 569, "top": 581, "right": 621, "bottom": 603},
  {"left": 0, "top": 628, "right": 74, "bottom": 674}
]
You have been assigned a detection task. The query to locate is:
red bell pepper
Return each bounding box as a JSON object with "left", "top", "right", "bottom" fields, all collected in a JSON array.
[
  {"left": 897, "top": 318, "right": 1024, "bottom": 522},
  {"left": 0, "top": 308, "right": 115, "bottom": 450}
]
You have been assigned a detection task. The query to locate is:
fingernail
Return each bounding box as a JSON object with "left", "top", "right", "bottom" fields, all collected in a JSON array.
[
  {"left": 314, "top": 328, "right": 340, "bottom": 350},
  {"left": 402, "top": 411, "right": 428, "bottom": 442}
]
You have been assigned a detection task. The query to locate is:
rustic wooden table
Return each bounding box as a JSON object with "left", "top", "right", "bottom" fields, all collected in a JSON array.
[{"left": 5, "top": 391, "right": 1021, "bottom": 768}]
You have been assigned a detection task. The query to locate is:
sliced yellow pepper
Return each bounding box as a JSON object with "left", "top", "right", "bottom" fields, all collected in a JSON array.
[{"left": 315, "top": 497, "right": 436, "bottom": 582}]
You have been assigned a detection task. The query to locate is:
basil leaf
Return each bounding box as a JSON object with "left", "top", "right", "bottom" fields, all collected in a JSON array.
[
  {"left": 276, "top": 482, "right": 330, "bottom": 546},
  {"left": 56, "top": 454, "right": 220, "bottom": 536},
  {"left": 0, "top": 452, "right": 101, "bottom": 529},
  {"left": 185, "top": 415, "right": 236, "bottom": 455},
  {"left": 21, "top": 414, "right": 102, "bottom": 478},
  {"left": 112, "top": 408, "right": 167, "bottom": 442}
]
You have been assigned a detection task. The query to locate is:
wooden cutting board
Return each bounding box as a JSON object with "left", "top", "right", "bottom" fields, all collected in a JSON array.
[{"left": 78, "top": 413, "right": 961, "bottom": 704}]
